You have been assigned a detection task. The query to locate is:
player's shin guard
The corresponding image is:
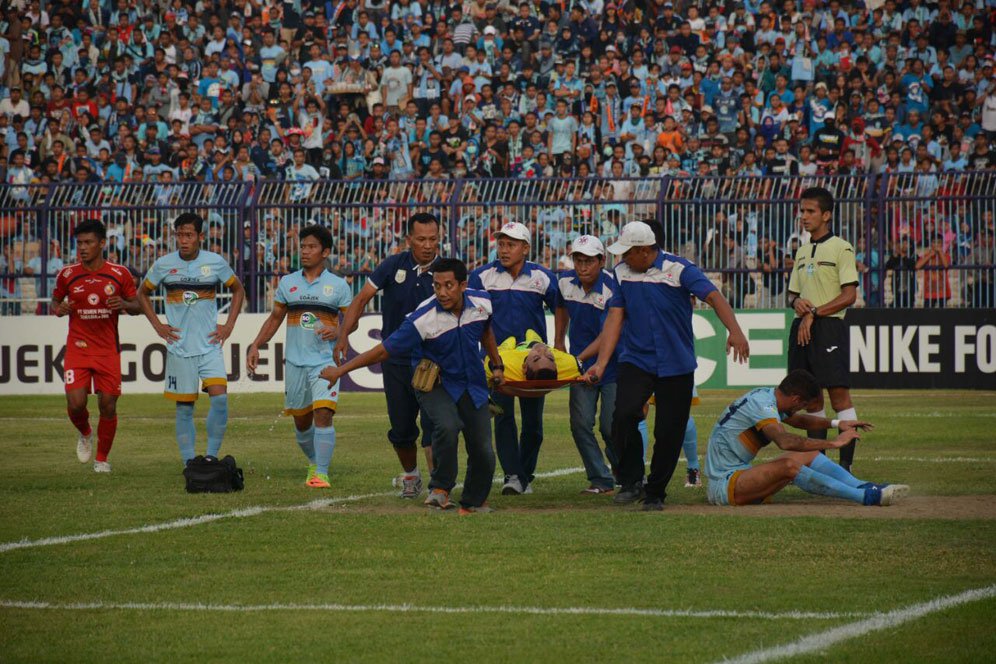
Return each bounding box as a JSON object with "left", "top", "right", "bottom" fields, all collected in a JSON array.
[
  {"left": 682, "top": 416, "right": 699, "bottom": 471},
  {"left": 808, "top": 452, "right": 863, "bottom": 488},
  {"left": 175, "top": 403, "right": 196, "bottom": 463},
  {"left": 314, "top": 425, "right": 336, "bottom": 475},
  {"left": 206, "top": 394, "right": 228, "bottom": 457},
  {"left": 68, "top": 408, "right": 92, "bottom": 437},
  {"left": 836, "top": 407, "right": 858, "bottom": 470},
  {"left": 793, "top": 465, "right": 865, "bottom": 503},
  {"left": 96, "top": 417, "right": 117, "bottom": 462},
  {"left": 295, "top": 425, "right": 316, "bottom": 463}
]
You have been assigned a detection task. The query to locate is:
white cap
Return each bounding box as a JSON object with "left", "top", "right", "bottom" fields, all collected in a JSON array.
[
  {"left": 484, "top": 25, "right": 497, "bottom": 35},
  {"left": 607, "top": 222, "right": 657, "bottom": 255},
  {"left": 496, "top": 221, "right": 530, "bottom": 244},
  {"left": 571, "top": 235, "right": 605, "bottom": 257}
]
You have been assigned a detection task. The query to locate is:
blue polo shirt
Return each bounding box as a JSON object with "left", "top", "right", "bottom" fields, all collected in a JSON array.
[
  {"left": 469, "top": 260, "right": 558, "bottom": 345},
  {"left": 557, "top": 269, "right": 621, "bottom": 384},
  {"left": 382, "top": 290, "right": 493, "bottom": 408},
  {"left": 613, "top": 250, "right": 717, "bottom": 377},
  {"left": 367, "top": 251, "right": 438, "bottom": 366}
]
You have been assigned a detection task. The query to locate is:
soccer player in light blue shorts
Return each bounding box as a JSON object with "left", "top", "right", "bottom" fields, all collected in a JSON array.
[
  {"left": 247, "top": 224, "right": 352, "bottom": 488},
  {"left": 139, "top": 213, "right": 245, "bottom": 465},
  {"left": 704, "top": 370, "right": 909, "bottom": 507}
]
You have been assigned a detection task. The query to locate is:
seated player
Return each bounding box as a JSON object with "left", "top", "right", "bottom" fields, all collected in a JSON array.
[
  {"left": 705, "top": 370, "right": 909, "bottom": 507},
  {"left": 485, "top": 330, "right": 581, "bottom": 389}
]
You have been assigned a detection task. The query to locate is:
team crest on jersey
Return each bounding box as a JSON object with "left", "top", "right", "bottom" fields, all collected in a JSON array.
[
  {"left": 299, "top": 312, "right": 318, "bottom": 329},
  {"left": 323, "top": 285, "right": 334, "bottom": 296},
  {"left": 169, "top": 268, "right": 179, "bottom": 274},
  {"left": 104, "top": 283, "right": 116, "bottom": 295},
  {"left": 200, "top": 265, "right": 212, "bottom": 277},
  {"left": 87, "top": 293, "right": 99, "bottom": 305},
  {"left": 395, "top": 269, "right": 407, "bottom": 284},
  {"left": 289, "top": 286, "right": 298, "bottom": 293},
  {"left": 182, "top": 291, "right": 199, "bottom": 306}
]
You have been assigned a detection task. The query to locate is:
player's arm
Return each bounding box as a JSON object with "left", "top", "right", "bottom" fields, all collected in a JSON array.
[
  {"left": 247, "top": 300, "right": 288, "bottom": 373},
  {"left": 761, "top": 421, "right": 861, "bottom": 452},
  {"left": 334, "top": 280, "right": 377, "bottom": 364},
  {"left": 51, "top": 294, "right": 72, "bottom": 317},
  {"left": 138, "top": 280, "right": 181, "bottom": 343},
  {"left": 210, "top": 275, "right": 246, "bottom": 345},
  {"left": 784, "top": 412, "right": 873, "bottom": 432},
  {"left": 553, "top": 304, "right": 568, "bottom": 352}
]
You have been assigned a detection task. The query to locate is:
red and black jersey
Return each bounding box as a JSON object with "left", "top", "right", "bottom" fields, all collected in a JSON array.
[{"left": 53, "top": 261, "right": 137, "bottom": 357}]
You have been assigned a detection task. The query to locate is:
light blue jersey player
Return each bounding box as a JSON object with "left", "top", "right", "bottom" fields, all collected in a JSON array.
[
  {"left": 139, "top": 213, "right": 245, "bottom": 464},
  {"left": 247, "top": 225, "right": 352, "bottom": 488},
  {"left": 704, "top": 370, "right": 909, "bottom": 507}
]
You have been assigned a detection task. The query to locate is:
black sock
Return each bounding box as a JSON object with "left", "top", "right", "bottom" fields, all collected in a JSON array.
[{"left": 839, "top": 436, "right": 856, "bottom": 470}]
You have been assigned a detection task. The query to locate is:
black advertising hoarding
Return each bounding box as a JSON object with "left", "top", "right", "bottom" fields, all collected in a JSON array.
[{"left": 847, "top": 309, "right": 996, "bottom": 389}]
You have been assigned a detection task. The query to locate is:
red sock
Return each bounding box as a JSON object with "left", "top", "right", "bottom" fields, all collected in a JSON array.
[
  {"left": 96, "top": 417, "right": 117, "bottom": 463},
  {"left": 68, "top": 408, "right": 92, "bottom": 437}
]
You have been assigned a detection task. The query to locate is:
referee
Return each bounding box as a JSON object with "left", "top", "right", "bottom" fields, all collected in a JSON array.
[
  {"left": 786, "top": 187, "right": 861, "bottom": 472},
  {"left": 335, "top": 212, "right": 441, "bottom": 498}
]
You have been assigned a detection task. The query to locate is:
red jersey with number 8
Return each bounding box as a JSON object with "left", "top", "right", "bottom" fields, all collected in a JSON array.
[{"left": 53, "top": 262, "right": 137, "bottom": 358}]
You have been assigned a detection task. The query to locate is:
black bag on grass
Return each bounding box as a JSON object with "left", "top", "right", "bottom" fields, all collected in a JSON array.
[{"left": 183, "top": 455, "right": 245, "bottom": 493}]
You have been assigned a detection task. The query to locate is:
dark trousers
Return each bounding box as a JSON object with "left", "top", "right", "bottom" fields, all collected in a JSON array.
[
  {"left": 382, "top": 362, "right": 434, "bottom": 448},
  {"left": 611, "top": 363, "right": 694, "bottom": 500},
  {"left": 492, "top": 391, "right": 545, "bottom": 488},
  {"left": 417, "top": 387, "right": 495, "bottom": 508}
]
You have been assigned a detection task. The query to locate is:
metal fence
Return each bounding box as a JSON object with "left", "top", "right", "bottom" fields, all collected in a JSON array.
[{"left": 1, "top": 173, "right": 993, "bottom": 314}]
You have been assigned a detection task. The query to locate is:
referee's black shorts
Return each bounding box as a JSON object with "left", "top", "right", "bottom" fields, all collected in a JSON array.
[{"left": 788, "top": 317, "right": 850, "bottom": 389}]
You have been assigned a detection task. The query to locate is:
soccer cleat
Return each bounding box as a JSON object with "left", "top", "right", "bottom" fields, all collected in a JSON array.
[
  {"left": 424, "top": 488, "right": 455, "bottom": 510},
  {"left": 458, "top": 502, "right": 494, "bottom": 515},
  {"left": 306, "top": 472, "right": 331, "bottom": 489},
  {"left": 641, "top": 496, "right": 664, "bottom": 511},
  {"left": 879, "top": 484, "right": 910, "bottom": 506},
  {"left": 398, "top": 473, "right": 423, "bottom": 499},
  {"left": 580, "top": 486, "right": 614, "bottom": 495},
  {"left": 501, "top": 475, "right": 524, "bottom": 495},
  {"left": 523, "top": 483, "right": 534, "bottom": 495},
  {"left": 92, "top": 461, "right": 112, "bottom": 473},
  {"left": 76, "top": 433, "right": 93, "bottom": 463},
  {"left": 305, "top": 464, "right": 318, "bottom": 484},
  {"left": 613, "top": 484, "right": 646, "bottom": 505},
  {"left": 685, "top": 468, "right": 702, "bottom": 487}
]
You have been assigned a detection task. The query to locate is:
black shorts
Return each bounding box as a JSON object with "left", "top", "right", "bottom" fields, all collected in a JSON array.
[{"left": 788, "top": 317, "right": 850, "bottom": 389}]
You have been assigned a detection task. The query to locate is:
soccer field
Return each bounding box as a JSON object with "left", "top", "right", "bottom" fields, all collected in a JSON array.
[{"left": 1, "top": 389, "right": 994, "bottom": 663}]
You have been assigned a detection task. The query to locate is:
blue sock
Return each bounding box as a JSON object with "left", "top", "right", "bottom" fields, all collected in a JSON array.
[
  {"left": 793, "top": 465, "right": 865, "bottom": 503},
  {"left": 683, "top": 416, "right": 699, "bottom": 470},
  {"left": 295, "top": 425, "right": 316, "bottom": 463},
  {"left": 809, "top": 453, "right": 864, "bottom": 488},
  {"left": 205, "top": 394, "right": 228, "bottom": 457},
  {"left": 314, "top": 425, "right": 336, "bottom": 475},
  {"left": 638, "top": 419, "right": 648, "bottom": 462},
  {"left": 175, "top": 403, "right": 196, "bottom": 463}
]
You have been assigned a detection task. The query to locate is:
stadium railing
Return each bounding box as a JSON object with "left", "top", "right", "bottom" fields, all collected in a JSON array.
[{"left": 1, "top": 172, "right": 993, "bottom": 314}]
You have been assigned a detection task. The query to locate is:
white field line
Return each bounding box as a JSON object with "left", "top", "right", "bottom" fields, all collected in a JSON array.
[
  {"left": 0, "top": 599, "right": 871, "bottom": 621},
  {"left": 0, "top": 466, "right": 585, "bottom": 554},
  {"left": 718, "top": 584, "right": 996, "bottom": 664},
  {"left": 868, "top": 456, "right": 996, "bottom": 464}
]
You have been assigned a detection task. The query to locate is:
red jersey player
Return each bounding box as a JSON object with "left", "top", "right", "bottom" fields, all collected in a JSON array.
[{"left": 52, "top": 220, "right": 140, "bottom": 472}]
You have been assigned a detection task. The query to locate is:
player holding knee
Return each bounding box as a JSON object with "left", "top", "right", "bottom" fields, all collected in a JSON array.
[
  {"left": 247, "top": 225, "right": 352, "bottom": 487},
  {"left": 138, "top": 213, "right": 245, "bottom": 465},
  {"left": 705, "top": 369, "right": 908, "bottom": 507},
  {"left": 52, "top": 220, "right": 140, "bottom": 473}
]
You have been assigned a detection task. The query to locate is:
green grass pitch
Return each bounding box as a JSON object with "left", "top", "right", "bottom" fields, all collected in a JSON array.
[{"left": 1, "top": 389, "right": 994, "bottom": 663}]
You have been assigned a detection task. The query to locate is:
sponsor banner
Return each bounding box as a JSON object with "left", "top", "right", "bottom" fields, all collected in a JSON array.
[{"left": 1, "top": 310, "right": 994, "bottom": 395}]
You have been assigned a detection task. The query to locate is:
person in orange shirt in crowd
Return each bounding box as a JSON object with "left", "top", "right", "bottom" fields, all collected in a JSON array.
[
  {"left": 656, "top": 116, "right": 685, "bottom": 155},
  {"left": 916, "top": 234, "right": 951, "bottom": 308}
]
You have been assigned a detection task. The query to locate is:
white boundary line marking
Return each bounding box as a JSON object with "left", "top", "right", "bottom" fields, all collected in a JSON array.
[
  {"left": 0, "top": 466, "right": 585, "bottom": 554},
  {"left": 0, "top": 599, "right": 871, "bottom": 621},
  {"left": 717, "top": 584, "right": 996, "bottom": 664}
]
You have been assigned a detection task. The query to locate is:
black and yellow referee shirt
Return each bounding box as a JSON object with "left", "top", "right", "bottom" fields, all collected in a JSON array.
[{"left": 787, "top": 231, "right": 859, "bottom": 320}]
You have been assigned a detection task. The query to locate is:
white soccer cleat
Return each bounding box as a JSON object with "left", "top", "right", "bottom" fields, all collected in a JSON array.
[
  {"left": 879, "top": 484, "right": 910, "bottom": 506},
  {"left": 76, "top": 434, "right": 93, "bottom": 463},
  {"left": 501, "top": 475, "right": 524, "bottom": 495},
  {"left": 93, "top": 461, "right": 112, "bottom": 473}
]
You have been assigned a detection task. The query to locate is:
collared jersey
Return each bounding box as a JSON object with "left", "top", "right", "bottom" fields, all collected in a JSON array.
[
  {"left": 53, "top": 261, "right": 137, "bottom": 358},
  {"left": 469, "top": 260, "right": 558, "bottom": 345},
  {"left": 557, "top": 269, "right": 621, "bottom": 383},
  {"left": 144, "top": 250, "right": 236, "bottom": 357},
  {"left": 705, "top": 388, "right": 787, "bottom": 476},
  {"left": 383, "top": 290, "right": 493, "bottom": 408},
  {"left": 612, "top": 250, "right": 717, "bottom": 377},
  {"left": 275, "top": 269, "right": 353, "bottom": 367},
  {"left": 788, "top": 231, "right": 859, "bottom": 318},
  {"left": 367, "top": 251, "right": 438, "bottom": 366}
]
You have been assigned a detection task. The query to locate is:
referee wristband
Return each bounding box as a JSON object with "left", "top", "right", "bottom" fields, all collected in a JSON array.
[{"left": 831, "top": 419, "right": 841, "bottom": 429}]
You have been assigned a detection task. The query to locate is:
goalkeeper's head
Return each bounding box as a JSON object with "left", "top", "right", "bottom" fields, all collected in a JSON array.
[{"left": 523, "top": 343, "right": 557, "bottom": 381}]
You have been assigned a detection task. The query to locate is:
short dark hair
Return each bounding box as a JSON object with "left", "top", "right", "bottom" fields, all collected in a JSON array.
[
  {"left": 525, "top": 364, "right": 557, "bottom": 381},
  {"left": 74, "top": 219, "right": 107, "bottom": 240},
  {"left": 800, "top": 186, "right": 835, "bottom": 214},
  {"left": 173, "top": 212, "right": 204, "bottom": 233},
  {"left": 433, "top": 257, "right": 467, "bottom": 283},
  {"left": 300, "top": 224, "right": 333, "bottom": 250},
  {"left": 408, "top": 212, "right": 440, "bottom": 234},
  {"left": 778, "top": 369, "right": 821, "bottom": 402}
]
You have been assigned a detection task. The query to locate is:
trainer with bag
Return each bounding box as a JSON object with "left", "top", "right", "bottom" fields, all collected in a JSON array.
[{"left": 321, "top": 259, "right": 505, "bottom": 514}]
